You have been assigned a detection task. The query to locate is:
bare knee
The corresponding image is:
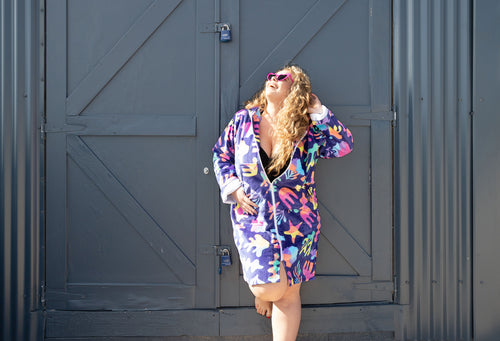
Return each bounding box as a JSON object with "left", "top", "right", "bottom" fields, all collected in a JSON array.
[
  {"left": 274, "top": 283, "right": 301, "bottom": 308},
  {"left": 250, "top": 281, "right": 287, "bottom": 302},
  {"left": 248, "top": 261, "right": 290, "bottom": 302}
]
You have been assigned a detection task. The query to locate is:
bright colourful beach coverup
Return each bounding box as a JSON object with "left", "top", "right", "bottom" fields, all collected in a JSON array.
[{"left": 212, "top": 105, "right": 353, "bottom": 286}]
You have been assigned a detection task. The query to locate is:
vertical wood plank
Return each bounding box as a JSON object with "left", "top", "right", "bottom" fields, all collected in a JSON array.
[
  {"left": 195, "top": 0, "right": 217, "bottom": 309},
  {"left": 371, "top": 120, "right": 393, "bottom": 281},
  {"left": 219, "top": 0, "right": 242, "bottom": 308},
  {"left": 370, "top": 0, "right": 392, "bottom": 113},
  {"left": 45, "top": 0, "right": 68, "bottom": 291}
]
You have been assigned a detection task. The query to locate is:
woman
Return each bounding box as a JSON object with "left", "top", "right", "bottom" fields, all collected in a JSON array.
[{"left": 212, "top": 65, "right": 353, "bottom": 340}]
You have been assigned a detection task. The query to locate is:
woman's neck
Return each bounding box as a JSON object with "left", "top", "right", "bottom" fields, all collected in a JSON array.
[{"left": 265, "top": 101, "right": 281, "bottom": 118}]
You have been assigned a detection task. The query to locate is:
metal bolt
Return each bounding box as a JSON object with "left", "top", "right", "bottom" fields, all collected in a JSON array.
[{"left": 203, "top": 167, "right": 210, "bottom": 175}]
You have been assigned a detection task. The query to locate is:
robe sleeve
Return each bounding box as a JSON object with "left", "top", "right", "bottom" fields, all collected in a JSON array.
[
  {"left": 310, "top": 105, "right": 354, "bottom": 159},
  {"left": 212, "top": 115, "right": 242, "bottom": 204}
]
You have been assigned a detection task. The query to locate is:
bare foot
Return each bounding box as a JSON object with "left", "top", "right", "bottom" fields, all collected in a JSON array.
[{"left": 255, "top": 297, "right": 272, "bottom": 318}]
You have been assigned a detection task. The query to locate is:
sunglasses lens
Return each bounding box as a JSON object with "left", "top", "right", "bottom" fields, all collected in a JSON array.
[{"left": 267, "top": 73, "right": 292, "bottom": 82}]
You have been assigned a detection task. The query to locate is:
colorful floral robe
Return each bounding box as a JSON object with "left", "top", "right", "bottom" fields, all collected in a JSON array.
[{"left": 212, "top": 105, "right": 353, "bottom": 286}]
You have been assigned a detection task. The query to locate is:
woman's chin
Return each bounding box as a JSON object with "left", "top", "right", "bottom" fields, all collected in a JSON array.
[{"left": 265, "top": 91, "right": 286, "bottom": 104}]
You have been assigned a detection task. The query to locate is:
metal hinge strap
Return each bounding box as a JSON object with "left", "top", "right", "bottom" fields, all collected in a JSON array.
[
  {"left": 393, "top": 275, "right": 398, "bottom": 301},
  {"left": 350, "top": 111, "right": 396, "bottom": 121},
  {"left": 199, "top": 22, "right": 231, "bottom": 33},
  {"left": 40, "top": 281, "right": 46, "bottom": 307},
  {"left": 40, "top": 122, "right": 46, "bottom": 139},
  {"left": 215, "top": 245, "right": 231, "bottom": 255}
]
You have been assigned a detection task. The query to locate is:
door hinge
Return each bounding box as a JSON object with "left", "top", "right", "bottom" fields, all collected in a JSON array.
[
  {"left": 40, "top": 281, "right": 46, "bottom": 308},
  {"left": 215, "top": 245, "right": 232, "bottom": 256},
  {"left": 392, "top": 111, "right": 397, "bottom": 127},
  {"left": 393, "top": 275, "right": 398, "bottom": 301},
  {"left": 39, "top": 122, "right": 86, "bottom": 135},
  {"left": 40, "top": 122, "right": 46, "bottom": 140},
  {"left": 350, "top": 111, "right": 396, "bottom": 123},
  {"left": 199, "top": 245, "right": 232, "bottom": 255},
  {"left": 353, "top": 281, "right": 394, "bottom": 291}
]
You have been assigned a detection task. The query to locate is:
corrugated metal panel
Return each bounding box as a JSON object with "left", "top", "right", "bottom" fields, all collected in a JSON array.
[
  {"left": 393, "top": 0, "right": 472, "bottom": 340},
  {"left": 0, "top": 0, "right": 44, "bottom": 340},
  {"left": 472, "top": 1, "right": 500, "bottom": 340}
]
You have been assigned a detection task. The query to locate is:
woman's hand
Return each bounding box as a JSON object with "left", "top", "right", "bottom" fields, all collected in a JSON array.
[
  {"left": 307, "top": 93, "right": 322, "bottom": 114},
  {"left": 231, "top": 187, "right": 258, "bottom": 215}
]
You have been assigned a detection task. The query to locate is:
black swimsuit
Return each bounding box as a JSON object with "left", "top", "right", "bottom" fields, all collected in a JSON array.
[{"left": 259, "top": 148, "right": 290, "bottom": 182}]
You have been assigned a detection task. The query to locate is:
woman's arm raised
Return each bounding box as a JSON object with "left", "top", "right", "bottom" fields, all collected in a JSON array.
[{"left": 308, "top": 94, "right": 354, "bottom": 159}]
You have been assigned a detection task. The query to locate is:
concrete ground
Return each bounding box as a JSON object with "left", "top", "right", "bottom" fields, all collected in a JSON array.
[{"left": 47, "top": 331, "right": 395, "bottom": 340}]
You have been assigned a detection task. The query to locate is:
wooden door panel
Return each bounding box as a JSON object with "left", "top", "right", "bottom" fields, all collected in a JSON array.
[
  {"left": 66, "top": 0, "right": 183, "bottom": 116},
  {"left": 46, "top": 0, "right": 216, "bottom": 311},
  {"left": 239, "top": 0, "right": 347, "bottom": 102},
  {"left": 66, "top": 0, "right": 155, "bottom": 94},
  {"left": 67, "top": 135, "right": 196, "bottom": 284},
  {"left": 67, "top": 158, "right": 183, "bottom": 284},
  {"left": 220, "top": 0, "right": 393, "bottom": 306}
]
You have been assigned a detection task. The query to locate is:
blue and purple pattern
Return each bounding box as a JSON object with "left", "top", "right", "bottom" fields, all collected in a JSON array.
[{"left": 212, "top": 106, "right": 353, "bottom": 286}]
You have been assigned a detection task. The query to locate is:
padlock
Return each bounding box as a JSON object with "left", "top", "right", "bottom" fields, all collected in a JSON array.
[
  {"left": 221, "top": 249, "right": 232, "bottom": 266},
  {"left": 220, "top": 24, "right": 232, "bottom": 42}
]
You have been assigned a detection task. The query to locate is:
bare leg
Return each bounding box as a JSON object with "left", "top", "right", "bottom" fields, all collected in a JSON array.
[
  {"left": 249, "top": 263, "right": 288, "bottom": 318},
  {"left": 270, "top": 262, "right": 301, "bottom": 341},
  {"left": 249, "top": 262, "right": 302, "bottom": 340},
  {"left": 271, "top": 282, "right": 301, "bottom": 341}
]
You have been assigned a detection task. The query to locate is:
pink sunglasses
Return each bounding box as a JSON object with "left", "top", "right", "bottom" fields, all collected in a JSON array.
[{"left": 267, "top": 72, "right": 293, "bottom": 83}]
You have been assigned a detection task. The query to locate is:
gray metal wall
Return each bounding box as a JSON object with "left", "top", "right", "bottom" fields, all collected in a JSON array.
[
  {"left": 472, "top": 1, "right": 500, "bottom": 340},
  {"left": 393, "top": 0, "right": 473, "bottom": 340},
  {"left": 0, "top": 0, "right": 44, "bottom": 340}
]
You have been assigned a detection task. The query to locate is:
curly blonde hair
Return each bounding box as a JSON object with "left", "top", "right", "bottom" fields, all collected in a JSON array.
[{"left": 245, "top": 65, "right": 312, "bottom": 175}]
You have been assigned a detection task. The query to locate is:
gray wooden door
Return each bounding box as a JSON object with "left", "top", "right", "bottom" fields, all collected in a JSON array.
[
  {"left": 219, "top": 0, "right": 393, "bottom": 307},
  {"left": 45, "top": 0, "right": 218, "bottom": 312}
]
